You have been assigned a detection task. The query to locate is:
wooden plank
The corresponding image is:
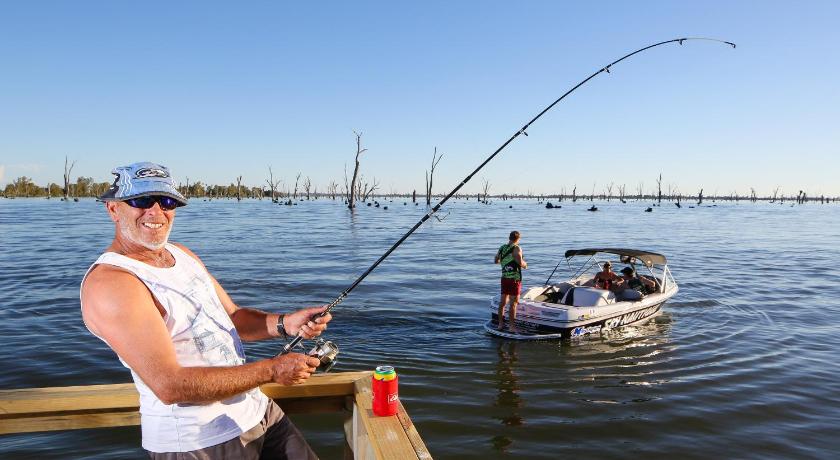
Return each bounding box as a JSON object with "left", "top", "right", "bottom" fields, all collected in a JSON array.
[
  {"left": 0, "top": 383, "right": 139, "bottom": 416},
  {"left": 0, "top": 371, "right": 370, "bottom": 418},
  {"left": 353, "top": 378, "right": 420, "bottom": 460},
  {"left": 0, "top": 411, "right": 139, "bottom": 435},
  {"left": 260, "top": 371, "right": 370, "bottom": 400},
  {"left": 396, "top": 402, "right": 432, "bottom": 460}
]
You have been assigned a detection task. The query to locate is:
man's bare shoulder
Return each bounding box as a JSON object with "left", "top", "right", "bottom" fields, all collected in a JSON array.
[
  {"left": 82, "top": 264, "right": 152, "bottom": 310},
  {"left": 172, "top": 242, "right": 206, "bottom": 268}
]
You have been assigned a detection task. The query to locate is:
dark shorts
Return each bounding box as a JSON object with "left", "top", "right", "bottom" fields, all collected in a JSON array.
[
  {"left": 148, "top": 400, "right": 318, "bottom": 460},
  {"left": 501, "top": 277, "right": 522, "bottom": 296}
]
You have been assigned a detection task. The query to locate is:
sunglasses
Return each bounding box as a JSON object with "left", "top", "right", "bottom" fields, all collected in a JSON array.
[{"left": 124, "top": 195, "right": 182, "bottom": 211}]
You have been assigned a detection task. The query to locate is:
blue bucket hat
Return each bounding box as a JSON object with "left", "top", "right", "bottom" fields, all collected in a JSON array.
[{"left": 99, "top": 162, "right": 188, "bottom": 206}]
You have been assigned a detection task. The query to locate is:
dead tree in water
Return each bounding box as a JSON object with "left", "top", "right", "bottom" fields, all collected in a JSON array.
[
  {"left": 572, "top": 185, "right": 577, "bottom": 202},
  {"left": 770, "top": 187, "right": 780, "bottom": 203},
  {"left": 656, "top": 174, "right": 662, "bottom": 205},
  {"left": 327, "top": 180, "right": 338, "bottom": 200},
  {"left": 697, "top": 188, "right": 704, "bottom": 206},
  {"left": 63, "top": 156, "right": 76, "bottom": 201},
  {"left": 293, "top": 173, "right": 301, "bottom": 199},
  {"left": 481, "top": 178, "right": 491, "bottom": 203},
  {"left": 358, "top": 175, "right": 379, "bottom": 202},
  {"left": 347, "top": 131, "right": 366, "bottom": 210},
  {"left": 618, "top": 184, "right": 626, "bottom": 203},
  {"left": 636, "top": 182, "right": 644, "bottom": 202},
  {"left": 412, "top": 190, "right": 416, "bottom": 203},
  {"left": 425, "top": 147, "right": 443, "bottom": 206},
  {"left": 750, "top": 188, "right": 757, "bottom": 203},
  {"left": 266, "top": 167, "right": 281, "bottom": 202},
  {"left": 606, "top": 182, "right": 614, "bottom": 201},
  {"left": 303, "top": 176, "right": 312, "bottom": 200},
  {"left": 235, "top": 176, "right": 243, "bottom": 201}
]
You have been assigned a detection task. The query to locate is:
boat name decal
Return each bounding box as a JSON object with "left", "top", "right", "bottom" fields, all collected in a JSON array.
[{"left": 604, "top": 305, "right": 659, "bottom": 329}]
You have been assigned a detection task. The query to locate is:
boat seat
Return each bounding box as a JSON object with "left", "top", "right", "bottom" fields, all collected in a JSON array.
[{"left": 561, "top": 287, "right": 616, "bottom": 307}]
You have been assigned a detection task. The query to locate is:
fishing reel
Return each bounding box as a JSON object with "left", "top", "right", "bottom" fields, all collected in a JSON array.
[{"left": 308, "top": 339, "right": 339, "bottom": 373}]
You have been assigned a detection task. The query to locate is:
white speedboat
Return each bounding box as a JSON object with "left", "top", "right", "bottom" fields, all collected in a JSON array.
[{"left": 485, "top": 248, "right": 678, "bottom": 340}]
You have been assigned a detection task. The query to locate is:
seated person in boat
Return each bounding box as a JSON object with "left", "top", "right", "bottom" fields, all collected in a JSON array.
[
  {"left": 592, "top": 261, "right": 622, "bottom": 290},
  {"left": 617, "top": 266, "right": 657, "bottom": 300}
]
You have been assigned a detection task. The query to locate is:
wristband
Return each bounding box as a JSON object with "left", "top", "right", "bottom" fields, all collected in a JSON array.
[{"left": 276, "top": 314, "right": 288, "bottom": 339}]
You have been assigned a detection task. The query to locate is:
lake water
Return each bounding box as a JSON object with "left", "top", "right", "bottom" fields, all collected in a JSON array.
[{"left": 1, "top": 197, "right": 838, "bottom": 459}]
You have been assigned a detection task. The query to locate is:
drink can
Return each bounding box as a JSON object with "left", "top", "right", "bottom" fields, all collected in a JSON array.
[{"left": 372, "top": 365, "right": 399, "bottom": 416}]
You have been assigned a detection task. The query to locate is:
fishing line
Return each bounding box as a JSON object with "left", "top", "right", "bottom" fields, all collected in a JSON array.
[{"left": 280, "top": 37, "right": 735, "bottom": 355}]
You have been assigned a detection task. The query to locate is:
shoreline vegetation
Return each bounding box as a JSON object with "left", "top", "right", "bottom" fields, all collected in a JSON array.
[{"left": 2, "top": 157, "right": 837, "bottom": 205}]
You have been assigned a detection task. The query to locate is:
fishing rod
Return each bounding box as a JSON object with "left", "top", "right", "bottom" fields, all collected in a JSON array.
[{"left": 280, "top": 37, "right": 735, "bottom": 356}]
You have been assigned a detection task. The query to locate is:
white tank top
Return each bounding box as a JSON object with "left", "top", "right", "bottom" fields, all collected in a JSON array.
[{"left": 80, "top": 243, "right": 269, "bottom": 453}]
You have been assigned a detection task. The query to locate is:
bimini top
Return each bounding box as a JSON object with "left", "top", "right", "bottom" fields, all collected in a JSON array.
[{"left": 564, "top": 248, "right": 667, "bottom": 267}]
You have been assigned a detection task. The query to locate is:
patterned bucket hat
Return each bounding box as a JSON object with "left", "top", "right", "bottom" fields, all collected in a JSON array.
[{"left": 99, "top": 162, "right": 188, "bottom": 206}]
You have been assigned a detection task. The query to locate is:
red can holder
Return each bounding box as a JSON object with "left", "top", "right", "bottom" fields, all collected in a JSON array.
[{"left": 372, "top": 367, "right": 399, "bottom": 416}]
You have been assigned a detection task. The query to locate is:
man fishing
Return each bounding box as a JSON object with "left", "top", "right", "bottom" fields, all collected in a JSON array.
[
  {"left": 80, "top": 162, "right": 330, "bottom": 459},
  {"left": 494, "top": 230, "right": 527, "bottom": 332}
]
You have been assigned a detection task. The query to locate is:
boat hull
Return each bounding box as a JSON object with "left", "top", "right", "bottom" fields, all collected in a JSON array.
[{"left": 486, "top": 285, "right": 677, "bottom": 340}]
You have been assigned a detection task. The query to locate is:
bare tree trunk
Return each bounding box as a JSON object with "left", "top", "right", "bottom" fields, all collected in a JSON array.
[
  {"left": 304, "top": 176, "right": 312, "bottom": 200},
  {"left": 63, "top": 156, "right": 76, "bottom": 201},
  {"left": 697, "top": 188, "right": 704, "bottom": 206},
  {"left": 606, "top": 182, "right": 614, "bottom": 202},
  {"left": 292, "top": 173, "right": 301, "bottom": 199},
  {"left": 656, "top": 173, "right": 662, "bottom": 205},
  {"left": 266, "top": 166, "right": 281, "bottom": 202},
  {"left": 482, "top": 178, "right": 491, "bottom": 203},
  {"left": 236, "top": 176, "right": 243, "bottom": 201},
  {"left": 572, "top": 185, "right": 577, "bottom": 202},
  {"left": 348, "top": 131, "right": 367, "bottom": 210},
  {"left": 412, "top": 189, "right": 416, "bottom": 203},
  {"left": 425, "top": 147, "right": 443, "bottom": 206}
]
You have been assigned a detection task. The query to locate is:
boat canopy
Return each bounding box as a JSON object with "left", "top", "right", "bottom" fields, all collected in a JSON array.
[{"left": 563, "top": 248, "right": 667, "bottom": 267}]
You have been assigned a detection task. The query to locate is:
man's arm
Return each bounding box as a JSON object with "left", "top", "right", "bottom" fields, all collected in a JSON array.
[
  {"left": 513, "top": 246, "right": 527, "bottom": 269},
  {"left": 173, "top": 243, "right": 330, "bottom": 342},
  {"left": 81, "top": 265, "right": 320, "bottom": 405},
  {"left": 494, "top": 247, "right": 501, "bottom": 264}
]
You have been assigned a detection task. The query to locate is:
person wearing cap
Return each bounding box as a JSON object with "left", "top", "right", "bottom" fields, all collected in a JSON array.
[
  {"left": 494, "top": 230, "right": 527, "bottom": 332},
  {"left": 592, "top": 261, "right": 621, "bottom": 290},
  {"left": 617, "top": 266, "right": 657, "bottom": 300},
  {"left": 80, "top": 162, "right": 330, "bottom": 459}
]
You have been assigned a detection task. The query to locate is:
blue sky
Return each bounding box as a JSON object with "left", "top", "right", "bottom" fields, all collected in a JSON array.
[{"left": 1, "top": 1, "right": 838, "bottom": 196}]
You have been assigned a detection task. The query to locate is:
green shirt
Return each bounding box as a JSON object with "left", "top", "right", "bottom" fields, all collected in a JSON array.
[{"left": 498, "top": 243, "right": 522, "bottom": 281}]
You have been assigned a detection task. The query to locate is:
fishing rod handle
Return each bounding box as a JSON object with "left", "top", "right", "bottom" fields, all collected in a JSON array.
[{"left": 277, "top": 292, "right": 346, "bottom": 356}]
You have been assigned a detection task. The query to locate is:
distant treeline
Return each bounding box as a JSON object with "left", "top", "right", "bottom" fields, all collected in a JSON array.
[{"left": 2, "top": 175, "right": 837, "bottom": 205}]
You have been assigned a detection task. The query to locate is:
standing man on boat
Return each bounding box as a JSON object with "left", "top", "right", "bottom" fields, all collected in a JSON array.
[
  {"left": 494, "top": 230, "right": 527, "bottom": 332},
  {"left": 80, "top": 162, "right": 330, "bottom": 459}
]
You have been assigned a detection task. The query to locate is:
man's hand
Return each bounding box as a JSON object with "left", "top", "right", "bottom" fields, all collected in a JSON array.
[
  {"left": 270, "top": 353, "right": 321, "bottom": 385},
  {"left": 283, "top": 305, "right": 332, "bottom": 339}
]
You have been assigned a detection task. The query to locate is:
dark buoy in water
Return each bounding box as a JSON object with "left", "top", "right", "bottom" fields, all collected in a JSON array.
[
  {"left": 383, "top": 206, "right": 388, "bottom": 210},
  {"left": 509, "top": 205, "right": 513, "bottom": 208},
  {"left": 367, "top": 202, "right": 372, "bottom": 207},
  {"left": 645, "top": 207, "right": 653, "bottom": 212},
  {"left": 587, "top": 205, "right": 598, "bottom": 212}
]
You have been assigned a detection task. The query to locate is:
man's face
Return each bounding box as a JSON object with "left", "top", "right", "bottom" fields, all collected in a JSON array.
[{"left": 107, "top": 199, "right": 175, "bottom": 250}]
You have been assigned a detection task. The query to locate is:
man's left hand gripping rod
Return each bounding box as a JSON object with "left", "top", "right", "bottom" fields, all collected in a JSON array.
[{"left": 276, "top": 293, "right": 345, "bottom": 356}]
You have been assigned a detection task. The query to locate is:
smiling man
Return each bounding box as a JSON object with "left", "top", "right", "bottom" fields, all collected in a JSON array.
[{"left": 80, "top": 162, "right": 329, "bottom": 459}]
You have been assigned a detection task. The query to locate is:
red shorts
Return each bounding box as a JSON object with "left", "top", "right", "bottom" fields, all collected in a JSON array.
[{"left": 500, "top": 278, "right": 522, "bottom": 296}]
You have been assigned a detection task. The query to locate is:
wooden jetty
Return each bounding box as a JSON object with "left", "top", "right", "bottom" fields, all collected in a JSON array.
[{"left": 0, "top": 371, "right": 431, "bottom": 459}]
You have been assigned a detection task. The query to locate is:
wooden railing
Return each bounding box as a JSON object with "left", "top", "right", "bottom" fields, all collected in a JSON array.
[{"left": 0, "top": 371, "right": 431, "bottom": 459}]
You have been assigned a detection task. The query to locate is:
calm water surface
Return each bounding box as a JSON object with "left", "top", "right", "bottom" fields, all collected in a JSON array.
[{"left": 1, "top": 198, "right": 838, "bottom": 459}]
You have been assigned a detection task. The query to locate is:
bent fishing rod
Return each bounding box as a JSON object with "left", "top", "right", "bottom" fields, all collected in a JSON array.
[{"left": 280, "top": 37, "right": 735, "bottom": 355}]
